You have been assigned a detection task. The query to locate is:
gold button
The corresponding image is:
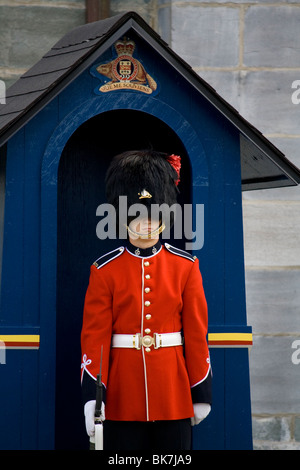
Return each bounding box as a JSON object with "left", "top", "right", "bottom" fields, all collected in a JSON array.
[
  {"left": 145, "top": 328, "right": 151, "bottom": 334},
  {"left": 145, "top": 314, "right": 151, "bottom": 320},
  {"left": 145, "top": 274, "right": 151, "bottom": 280},
  {"left": 144, "top": 261, "right": 150, "bottom": 267},
  {"left": 145, "top": 287, "right": 150, "bottom": 293},
  {"left": 145, "top": 300, "right": 150, "bottom": 307},
  {"left": 145, "top": 347, "right": 151, "bottom": 352}
]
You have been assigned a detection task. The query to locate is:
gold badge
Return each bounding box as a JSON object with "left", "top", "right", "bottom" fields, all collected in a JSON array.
[
  {"left": 138, "top": 189, "right": 152, "bottom": 199},
  {"left": 91, "top": 38, "right": 158, "bottom": 95}
]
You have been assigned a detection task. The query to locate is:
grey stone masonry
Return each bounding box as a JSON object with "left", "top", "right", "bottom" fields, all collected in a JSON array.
[
  {"left": 0, "top": 0, "right": 158, "bottom": 86},
  {"left": 0, "top": 1, "right": 86, "bottom": 86},
  {"left": 157, "top": 0, "right": 300, "bottom": 450},
  {"left": 171, "top": 5, "right": 240, "bottom": 67},
  {"left": 110, "top": 0, "right": 157, "bottom": 26},
  {"left": 244, "top": 6, "right": 300, "bottom": 67},
  {"left": 0, "top": 0, "right": 157, "bottom": 88}
]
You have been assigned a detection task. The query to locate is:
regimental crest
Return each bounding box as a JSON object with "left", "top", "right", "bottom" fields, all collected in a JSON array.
[{"left": 90, "top": 37, "right": 159, "bottom": 95}]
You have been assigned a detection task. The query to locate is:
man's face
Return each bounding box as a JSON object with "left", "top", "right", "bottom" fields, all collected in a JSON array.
[{"left": 128, "top": 216, "right": 160, "bottom": 239}]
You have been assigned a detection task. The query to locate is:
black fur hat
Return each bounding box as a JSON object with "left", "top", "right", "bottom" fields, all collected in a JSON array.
[
  {"left": 105, "top": 150, "right": 181, "bottom": 234},
  {"left": 105, "top": 149, "right": 180, "bottom": 210}
]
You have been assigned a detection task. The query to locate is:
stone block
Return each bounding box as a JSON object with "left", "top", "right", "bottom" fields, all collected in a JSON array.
[
  {"left": 157, "top": 5, "right": 171, "bottom": 44},
  {"left": 249, "top": 335, "right": 300, "bottom": 414},
  {"left": 243, "top": 185, "right": 300, "bottom": 202},
  {"left": 40, "top": 0, "right": 84, "bottom": 2},
  {"left": 244, "top": 6, "right": 300, "bottom": 67},
  {"left": 242, "top": 200, "right": 300, "bottom": 267},
  {"left": 239, "top": 71, "right": 300, "bottom": 136},
  {"left": 0, "top": 5, "right": 85, "bottom": 69},
  {"left": 171, "top": 6, "right": 240, "bottom": 67},
  {"left": 245, "top": 269, "right": 300, "bottom": 334},
  {"left": 110, "top": 0, "right": 154, "bottom": 25},
  {"left": 252, "top": 416, "right": 292, "bottom": 441},
  {"left": 253, "top": 440, "right": 300, "bottom": 450}
]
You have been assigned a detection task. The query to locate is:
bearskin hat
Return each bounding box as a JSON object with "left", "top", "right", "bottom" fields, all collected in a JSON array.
[
  {"left": 105, "top": 150, "right": 180, "bottom": 207},
  {"left": 105, "top": 149, "right": 181, "bottom": 234}
]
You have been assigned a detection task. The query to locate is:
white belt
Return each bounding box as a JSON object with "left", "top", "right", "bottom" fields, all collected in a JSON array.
[{"left": 111, "top": 332, "right": 183, "bottom": 350}]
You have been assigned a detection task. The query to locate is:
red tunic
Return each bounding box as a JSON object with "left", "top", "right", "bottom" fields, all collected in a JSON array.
[{"left": 81, "top": 242, "right": 211, "bottom": 422}]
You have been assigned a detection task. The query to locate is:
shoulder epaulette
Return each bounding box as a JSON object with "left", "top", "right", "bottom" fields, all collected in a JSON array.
[
  {"left": 164, "top": 243, "right": 196, "bottom": 262},
  {"left": 93, "top": 247, "right": 124, "bottom": 269}
]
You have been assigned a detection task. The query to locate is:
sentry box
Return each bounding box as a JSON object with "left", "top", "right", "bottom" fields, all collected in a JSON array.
[{"left": 0, "top": 12, "right": 299, "bottom": 450}]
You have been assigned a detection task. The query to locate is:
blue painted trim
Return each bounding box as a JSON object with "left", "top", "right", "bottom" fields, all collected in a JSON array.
[
  {"left": 42, "top": 93, "right": 207, "bottom": 181},
  {"left": 0, "top": 326, "right": 40, "bottom": 335},
  {"left": 208, "top": 325, "right": 252, "bottom": 334}
]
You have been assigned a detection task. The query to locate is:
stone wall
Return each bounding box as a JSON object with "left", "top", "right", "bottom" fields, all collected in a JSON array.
[
  {"left": 0, "top": 1, "right": 86, "bottom": 87},
  {"left": 157, "top": 0, "right": 300, "bottom": 450},
  {"left": 1, "top": 0, "right": 300, "bottom": 450}
]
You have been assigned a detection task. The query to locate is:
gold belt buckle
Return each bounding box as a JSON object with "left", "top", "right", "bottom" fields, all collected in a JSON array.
[
  {"left": 134, "top": 333, "right": 162, "bottom": 350},
  {"left": 141, "top": 335, "right": 155, "bottom": 348}
]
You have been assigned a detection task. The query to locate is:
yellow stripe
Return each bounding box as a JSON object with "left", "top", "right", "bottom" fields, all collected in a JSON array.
[
  {"left": 208, "top": 333, "right": 252, "bottom": 343},
  {"left": 0, "top": 335, "right": 40, "bottom": 343}
]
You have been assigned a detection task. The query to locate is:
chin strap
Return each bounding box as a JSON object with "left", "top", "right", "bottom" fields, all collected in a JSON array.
[{"left": 126, "top": 222, "right": 166, "bottom": 239}]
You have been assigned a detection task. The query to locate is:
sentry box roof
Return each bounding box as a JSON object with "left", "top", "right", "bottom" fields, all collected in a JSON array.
[{"left": 0, "top": 11, "right": 299, "bottom": 191}]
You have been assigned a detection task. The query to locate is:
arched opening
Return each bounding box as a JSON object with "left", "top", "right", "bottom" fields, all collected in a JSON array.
[{"left": 55, "top": 109, "right": 192, "bottom": 449}]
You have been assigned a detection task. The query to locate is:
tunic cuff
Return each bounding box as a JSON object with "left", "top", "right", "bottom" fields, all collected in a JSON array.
[
  {"left": 191, "top": 368, "right": 212, "bottom": 404},
  {"left": 81, "top": 370, "right": 106, "bottom": 406}
]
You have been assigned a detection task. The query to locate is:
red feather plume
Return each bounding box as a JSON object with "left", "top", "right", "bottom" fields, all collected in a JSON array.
[{"left": 167, "top": 154, "right": 181, "bottom": 186}]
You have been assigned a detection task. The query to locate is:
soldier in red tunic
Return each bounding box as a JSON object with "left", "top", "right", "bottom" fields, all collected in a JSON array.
[{"left": 81, "top": 150, "right": 212, "bottom": 450}]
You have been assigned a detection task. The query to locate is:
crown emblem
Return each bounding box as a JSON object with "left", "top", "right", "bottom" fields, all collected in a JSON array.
[
  {"left": 115, "top": 38, "right": 135, "bottom": 57},
  {"left": 91, "top": 37, "right": 158, "bottom": 95}
]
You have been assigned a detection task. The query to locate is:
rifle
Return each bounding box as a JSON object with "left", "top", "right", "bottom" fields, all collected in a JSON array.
[{"left": 94, "top": 345, "right": 104, "bottom": 450}]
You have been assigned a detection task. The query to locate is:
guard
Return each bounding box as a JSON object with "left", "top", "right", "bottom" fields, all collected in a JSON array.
[{"left": 80, "top": 150, "right": 212, "bottom": 450}]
